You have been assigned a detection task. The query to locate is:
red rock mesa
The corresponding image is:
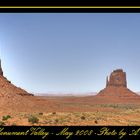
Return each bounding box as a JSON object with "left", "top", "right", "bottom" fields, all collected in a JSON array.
[
  {"left": 106, "top": 69, "right": 127, "bottom": 87},
  {"left": 97, "top": 69, "right": 139, "bottom": 98}
]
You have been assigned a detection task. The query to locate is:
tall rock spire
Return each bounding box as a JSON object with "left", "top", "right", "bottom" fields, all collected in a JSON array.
[
  {"left": 0, "top": 59, "right": 3, "bottom": 76},
  {"left": 106, "top": 76, "right": 108, "bottom": 87}
]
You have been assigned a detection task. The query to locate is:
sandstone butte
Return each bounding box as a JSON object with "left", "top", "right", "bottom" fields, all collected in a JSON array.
[{"left": 97, "top": 69, "right": 140, "bottom": 99}]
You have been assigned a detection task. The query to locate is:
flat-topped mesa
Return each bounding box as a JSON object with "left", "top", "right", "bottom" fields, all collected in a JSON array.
[{"left": 106, "top": 69, "right": 127, "bottom": 88}]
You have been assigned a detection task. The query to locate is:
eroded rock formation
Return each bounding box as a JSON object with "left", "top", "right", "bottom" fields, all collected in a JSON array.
[
  {"left": 0, "top": 59, "right": 3, "bottom": 76},
  {"left": 106, "top": 69, "right": 127, "bottom": 87},
  {"left": 97, "top": 69, "right": 139, "bottom": 98}
]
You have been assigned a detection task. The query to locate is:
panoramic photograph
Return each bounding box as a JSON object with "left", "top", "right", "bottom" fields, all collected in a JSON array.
[{"left": 0, "top": 13, "right": 140, "bottom": 126}]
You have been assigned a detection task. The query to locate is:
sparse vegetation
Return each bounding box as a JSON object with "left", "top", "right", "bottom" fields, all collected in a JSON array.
[
  {"left": 39, "top": 112, "right": 43, "bottom": 115},
  {"left": 0, "top": 108, "right": 140, "bottom": 126},
  {"left": 0, "top": 121, "right": 5, "bottom": 126},
  {"left": 81, "top": 116, "right": 86, "bottom": 120},
  {"left": 55, "top": 119, "right": 59, "bottom": 123},
  {"left": 98, "top": 104, "right": 138, "bottom": 110},
  {"left": 95, "top": 120, "right": 98, "bottom": 124},
  {"left": 28, "top": 115, "right": 39, "bottom": 124},
  {"left": 52, "top": 112, "right": 56, "bottom": 115},
  {"left": 2, "top": 115, "right": 11, "bottom": 121}
]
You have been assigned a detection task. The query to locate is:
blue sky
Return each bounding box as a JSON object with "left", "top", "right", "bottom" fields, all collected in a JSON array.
[{"left": 0, "top": 13, "right": 140, "bottom": 94}]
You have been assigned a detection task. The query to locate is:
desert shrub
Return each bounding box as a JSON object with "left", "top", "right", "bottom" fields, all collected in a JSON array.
[
  {"left": 28, "top": 116, "right": 39, "bottom": 124},
  {"left": 55, "top": 119, "right": 59, "bottom": 123},
  {"left": 95, "top": 120, "right": 98, "bottom": 124},
  {"left": 0, "top": 121, "right": 5, "bottom": 126},
  {"left": 81, "top": 116, "right": 86, "bottom": 120},
  {"left": 39, "top": 112, "right": 43, "bottom": 115},
  {"left": 52, "top": 112, "right": 56, "bottom": 115},
  {"left": 2, "top": 115, "right": 11, "bottom": 121}
]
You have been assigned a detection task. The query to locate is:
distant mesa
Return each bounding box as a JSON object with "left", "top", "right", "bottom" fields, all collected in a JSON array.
[{"left": 97, "top": 69, "right": 139, "bottom": 98}]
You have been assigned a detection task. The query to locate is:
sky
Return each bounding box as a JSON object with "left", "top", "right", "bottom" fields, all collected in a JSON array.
[{"left": 0, "top": 13, "right": 140, "bottom": 94}]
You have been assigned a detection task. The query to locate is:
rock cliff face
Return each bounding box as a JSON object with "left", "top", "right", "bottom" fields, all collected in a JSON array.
[
  {"left": 0, "top": 59, "right": 3, "bottom": 76},
  {"left": 106, "top": 69, "right": 127, "bottom": 87},
  {"left": 98, "top": 69, "right": 139, "bottom": 98}
]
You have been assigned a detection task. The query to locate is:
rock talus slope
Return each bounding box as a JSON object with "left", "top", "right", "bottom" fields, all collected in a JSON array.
[{"left": 0, "top": 60, "right": 36, "bottom": 112}]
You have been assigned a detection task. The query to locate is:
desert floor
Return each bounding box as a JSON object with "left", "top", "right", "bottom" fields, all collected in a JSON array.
[{"left": 0, "top": 95, "right": 140, "bottom": 126}]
